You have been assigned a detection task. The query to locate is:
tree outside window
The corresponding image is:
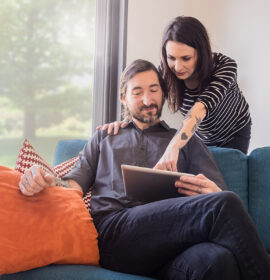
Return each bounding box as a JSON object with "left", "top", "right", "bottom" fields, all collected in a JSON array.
[{"left": 0, "top": 0, "right": 95, "bottom": 167}]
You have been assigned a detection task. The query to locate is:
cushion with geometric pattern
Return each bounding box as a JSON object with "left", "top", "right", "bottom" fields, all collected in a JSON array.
[{"left": 14, "top": 139, "right": 91, "bottom": 211}]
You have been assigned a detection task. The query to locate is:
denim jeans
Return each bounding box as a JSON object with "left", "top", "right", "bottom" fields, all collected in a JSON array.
[{"left": 94, "top": 191, "right": 270, "bottom": 279}]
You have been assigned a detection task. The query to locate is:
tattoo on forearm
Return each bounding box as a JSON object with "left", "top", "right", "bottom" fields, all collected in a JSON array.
[
  {"left": 181, "top": 132, "right": 188, "bottom": 140},
  {"left": 191, "top": 117, "right": 202, "bottom": 134},
  {"left": 54, "top": 177, "right": 71, "bottom": 188}
]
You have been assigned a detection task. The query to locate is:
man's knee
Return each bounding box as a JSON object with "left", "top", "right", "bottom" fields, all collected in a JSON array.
[
  {"left": 160, "top": 243, "right": 240, "bottom": 280},
  {"left": 200, "top": 243, "right": 240, "bottom": 280},
  {"left": 212, "top": 191, "right": 245, "bottom": 211}
]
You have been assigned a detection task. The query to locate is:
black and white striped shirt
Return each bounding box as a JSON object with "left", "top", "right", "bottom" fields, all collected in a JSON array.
[{"left": 180, "top": 53, "right": 251, "bottom": 146}]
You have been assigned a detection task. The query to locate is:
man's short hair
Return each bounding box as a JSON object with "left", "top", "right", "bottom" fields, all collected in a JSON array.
[{"left": 119, "top": 59, "right": 167, "bottom": 119}]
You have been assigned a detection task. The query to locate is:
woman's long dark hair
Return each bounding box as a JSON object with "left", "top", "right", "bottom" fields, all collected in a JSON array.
[{"left": 160, "top": 16, "right": 213, "bottom": 112}]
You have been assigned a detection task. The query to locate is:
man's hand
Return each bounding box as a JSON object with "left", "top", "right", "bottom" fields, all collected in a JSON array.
[
  {"left": 19, "top": 165, "right": 56, "bottom": 196},
  {"left": 175, "top": 173, "right": 222, "bottom": 196}
]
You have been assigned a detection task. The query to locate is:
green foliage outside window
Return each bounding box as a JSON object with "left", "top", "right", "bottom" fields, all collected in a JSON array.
[{"left": 0, "top": 0, "right": 95, "bottom": 167}]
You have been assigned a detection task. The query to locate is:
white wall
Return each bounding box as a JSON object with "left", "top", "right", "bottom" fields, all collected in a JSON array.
[{"left": 126, "top": 0, "right": 270, "bottom": 151}]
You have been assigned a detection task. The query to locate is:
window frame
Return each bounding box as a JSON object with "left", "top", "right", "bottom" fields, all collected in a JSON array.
[{"left": 92, "top": 0, "right": 128, "bottom": 132}]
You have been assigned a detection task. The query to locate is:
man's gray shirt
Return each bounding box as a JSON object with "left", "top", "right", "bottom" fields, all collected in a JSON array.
[{"left": 64, "top": 121, "right": 227, "bottom": 218}]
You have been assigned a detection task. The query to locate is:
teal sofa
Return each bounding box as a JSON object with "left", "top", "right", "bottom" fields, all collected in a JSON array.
[{"left": 2, "top": 140, "right": 270, "bottom": 280}]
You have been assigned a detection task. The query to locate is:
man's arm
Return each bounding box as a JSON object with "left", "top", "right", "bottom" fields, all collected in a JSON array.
[
  {"left": 63, "top": 131, "right": 101, "bottom": 195},
  {"left": 20, "top": 131, "right": 102, "bottom": 197},
  {"left": 54, "top": 177, "right": 82, "bottom": 191},
  {"left": 179, "top": 135, "right": 227, "bottom": 192},
  {"left": 19, "top": 165, "right": 83, "bottom": 196}
]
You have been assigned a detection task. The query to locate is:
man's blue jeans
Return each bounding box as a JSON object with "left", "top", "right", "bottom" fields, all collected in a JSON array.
[{"left": 94, "top": 191, "right": 270, "bottom": 279}]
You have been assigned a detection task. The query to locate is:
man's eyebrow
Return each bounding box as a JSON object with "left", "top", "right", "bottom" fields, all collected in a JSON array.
[
  {"left": 132, "top": 86, "right": 142, "bottom": 91},
  {"left": 131, "top": 84, "right": 160, "bottom": 90},
  {"left": 149, "top": 84, "right": 160, "bottom": 88}
]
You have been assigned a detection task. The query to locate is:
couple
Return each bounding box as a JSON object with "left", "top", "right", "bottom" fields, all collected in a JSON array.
[{"left": 20, "top": 59, "right": 270, "bottom": 280}]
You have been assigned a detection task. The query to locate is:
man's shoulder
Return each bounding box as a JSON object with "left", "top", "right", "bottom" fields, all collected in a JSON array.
[
  {"left": 87, "top": 129, "right": 111, "bottom": 145},
  {"left": 92, "top": 126, "right": 131, "bottom": 142}
]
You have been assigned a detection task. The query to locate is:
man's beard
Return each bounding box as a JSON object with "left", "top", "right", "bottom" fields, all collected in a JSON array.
[{"left": 129, "top": 104, "right": 162, "bottom": 124}]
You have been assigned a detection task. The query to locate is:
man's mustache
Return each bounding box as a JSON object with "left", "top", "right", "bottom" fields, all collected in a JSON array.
[{"left": 139, "top": 104, "right": 158, "bottom": 111}]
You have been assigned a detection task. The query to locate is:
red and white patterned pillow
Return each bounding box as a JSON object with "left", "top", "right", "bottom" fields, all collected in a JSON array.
[{"left": 14, "top": 139, "right": 91, "bottom": 211}]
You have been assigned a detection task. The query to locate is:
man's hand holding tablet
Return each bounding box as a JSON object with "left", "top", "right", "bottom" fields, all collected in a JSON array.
[{"left": 175, "top": 173, "right": 222, "bottom": 196}]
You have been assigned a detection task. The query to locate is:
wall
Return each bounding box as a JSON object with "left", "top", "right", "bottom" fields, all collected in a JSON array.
[{"left": 126, "top": 0, "right": 270, "bottom": 151}]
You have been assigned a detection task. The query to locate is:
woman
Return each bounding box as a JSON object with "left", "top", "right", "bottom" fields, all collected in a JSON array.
[{"left": 99, "top": 16, "right": 252, "bottom": 171}]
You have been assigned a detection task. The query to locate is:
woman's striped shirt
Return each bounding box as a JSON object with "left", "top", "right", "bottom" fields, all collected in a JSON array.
[{"left": 180, "top": 52, "right": 251, "bottom": 146}]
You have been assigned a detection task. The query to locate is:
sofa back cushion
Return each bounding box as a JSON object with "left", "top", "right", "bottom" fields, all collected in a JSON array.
[
  {"left": 54, "top": 139, "right": 87, "bottom": 165},
  {"left": 248, "top": 147, "right": 270, "bottom": 252},
  {"left": 209, "top": 147, "right": 248, "bottom": 209}
]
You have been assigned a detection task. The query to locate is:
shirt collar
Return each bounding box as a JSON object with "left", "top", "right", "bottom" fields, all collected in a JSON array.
[{"left": 124, "top": 119, "right": 171, "bottom": 131}]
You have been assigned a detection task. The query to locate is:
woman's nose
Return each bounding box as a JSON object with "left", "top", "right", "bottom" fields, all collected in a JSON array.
[{"left": 174, "top": 60, "right": 183, "bottom": 72}]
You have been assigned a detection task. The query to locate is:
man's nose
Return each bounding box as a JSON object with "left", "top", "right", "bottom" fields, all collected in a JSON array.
[{"left": 142, "top": 92, "right": 153, "bottom": 106}]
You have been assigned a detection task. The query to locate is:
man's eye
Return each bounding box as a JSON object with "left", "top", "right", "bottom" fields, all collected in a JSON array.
[{"left": 133, "top": 91, "right": 141, "bottom": 95}]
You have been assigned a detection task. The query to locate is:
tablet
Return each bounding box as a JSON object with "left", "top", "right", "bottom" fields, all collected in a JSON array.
[{"left": 121, "top": 164, "right": 194, "bottom": 203}]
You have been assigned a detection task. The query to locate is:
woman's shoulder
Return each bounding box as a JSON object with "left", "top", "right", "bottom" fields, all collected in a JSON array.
[{"left": 213, "top": 52, "right": 237, "bottom": 68}]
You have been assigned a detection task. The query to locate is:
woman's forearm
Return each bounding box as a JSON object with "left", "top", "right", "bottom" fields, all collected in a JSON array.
[{"left": 168, "top": 102, "right": 206, "bottom": 150}]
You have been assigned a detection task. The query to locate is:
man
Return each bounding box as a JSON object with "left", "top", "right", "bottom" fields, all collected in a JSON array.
[{"left": 20, "top": 60, "right": 270, "bottom": 280}]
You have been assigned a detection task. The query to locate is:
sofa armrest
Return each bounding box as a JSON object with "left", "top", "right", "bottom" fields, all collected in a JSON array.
[
  {"left": 209, "top": 146, "right": 248, "bottom": 209},
  {"left": 249, "top": 147, "right": 270, "bottom": 252}
]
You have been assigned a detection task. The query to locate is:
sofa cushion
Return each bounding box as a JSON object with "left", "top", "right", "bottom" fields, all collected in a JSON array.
[
  {"left": 248, "top": 147, "right": 270, "bottom": 252},
  {"left": 0, "top": 166, "right": 99, "bottom": 275},
  {"left": 13, "top": 139, "right": 92, "bottom": 211},
  {"left": 15, "top": 139, "right": 79, "bottom": 178},
  {"left": 15, "top": 139, "right": 58, "bottom": 176},
  {"left": 53, "top": 139, "right": 87, "bottom": 166},
  {"left": 208, "top": 147, "right": 248, "bottom": 209},
  {"left": 1, "top": 264, "right": 156, "bottom": 280}
]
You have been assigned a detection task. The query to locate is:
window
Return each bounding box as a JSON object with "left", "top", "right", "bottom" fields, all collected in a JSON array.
[{"left": 0, "top": 0, "right": 96, "bottom": 167}]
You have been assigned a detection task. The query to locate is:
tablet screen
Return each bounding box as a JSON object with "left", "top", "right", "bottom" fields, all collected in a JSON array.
[{"left": 121, "top": 164, "right": 194, "bottom": 202}]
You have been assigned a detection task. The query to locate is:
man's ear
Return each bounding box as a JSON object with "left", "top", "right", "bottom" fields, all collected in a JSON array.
[{"left": 120, "top": 95, "right": 126, "bottom": 106}]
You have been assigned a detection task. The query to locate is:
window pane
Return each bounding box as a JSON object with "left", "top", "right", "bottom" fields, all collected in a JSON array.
[{"left": 0, "top": 0, "right": 95, "bottom": 167}]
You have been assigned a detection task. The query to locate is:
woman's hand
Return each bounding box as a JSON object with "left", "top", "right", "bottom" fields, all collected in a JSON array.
[
  {"left": 96, "top": 121, "right": 128, "bottom": 135},
  {"left": 175, "top": 173, "right": 222, "bottom": 196},
  {"left": 154, "top": 145, "right": 179, "bottom": 172},
  {"left": 154, "top": 102, "right": 206, "bottom": 172}
]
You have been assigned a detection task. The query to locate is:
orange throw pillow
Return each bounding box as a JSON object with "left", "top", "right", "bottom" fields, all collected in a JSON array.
[{"left": 0, "top": 166, "right": 99, "bottom": 275}]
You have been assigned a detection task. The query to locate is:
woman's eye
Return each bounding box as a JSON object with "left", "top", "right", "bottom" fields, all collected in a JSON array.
[
  {"left": 133, "top": 91, "right": 141, "bottom": 95},
  {"left": 183, "top": 57, "right": 191, "bottom": 61},
  {"left": 167, "top": 55, "right": 175, "bottom": 61}
]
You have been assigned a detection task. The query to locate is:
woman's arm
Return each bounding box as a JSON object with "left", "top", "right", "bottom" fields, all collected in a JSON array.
[
  {"left": 197, "top": 54, "right": 238, "bottom": 115},
  {"left": 154, "top": 101, "right": 206, "bottom": 171}
]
